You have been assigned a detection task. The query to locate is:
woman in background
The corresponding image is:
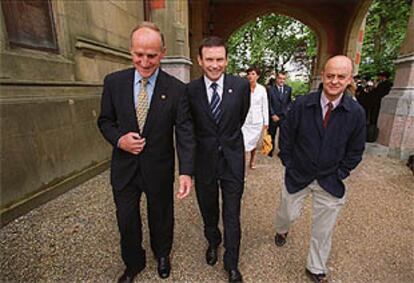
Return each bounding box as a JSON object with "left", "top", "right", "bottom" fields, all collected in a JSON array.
[{"left": 242, "top": 66, "right": 269, "bottom": 169}]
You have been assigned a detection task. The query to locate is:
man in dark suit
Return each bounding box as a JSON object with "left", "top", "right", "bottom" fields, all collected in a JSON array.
[
  {"left": 267, "top": 71, "right": 292, "bottom": 157},
  {"left": 274, "top": 55, "right": 366, "bottom": 283},
  {"left": 97, "top": 22, "right": 194, "bottom": 283},
  {"left": 186, "top": 36, "right": 250, "bottom": 283}
]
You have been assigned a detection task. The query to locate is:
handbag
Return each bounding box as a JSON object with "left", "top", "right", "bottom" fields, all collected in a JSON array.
[{"left": 261, "top": 129, "right": 273, "bottom": 155}]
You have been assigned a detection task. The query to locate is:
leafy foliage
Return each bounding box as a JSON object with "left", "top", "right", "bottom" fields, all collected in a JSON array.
[
  {"left": 287, "top": 79, "right": 310, "bottom": 98},
  {"left": 227, "top": 13, "right": 317, "bottom": 80},
  {"left": 359, "top": 0, "right": 412, "bottom": 79}
]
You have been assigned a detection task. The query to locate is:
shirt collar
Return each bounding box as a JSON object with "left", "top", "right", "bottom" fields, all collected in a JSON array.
[
  {"left": 321, "top": 91, "right": 343, "bottom": 109},
  {"left": 204, "top": 74, "right": 224, "bottom": 91},
  {"left": 134, "top": 68, "right": 160, "bottom": 86}
]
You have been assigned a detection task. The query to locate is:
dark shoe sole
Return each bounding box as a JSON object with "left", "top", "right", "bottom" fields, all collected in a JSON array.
[
  {"left": 275, "top": 232, "right": 288, "bottom": 247},
  {"left": 305, "top": 269, "right": 327, "bottom": 283}
]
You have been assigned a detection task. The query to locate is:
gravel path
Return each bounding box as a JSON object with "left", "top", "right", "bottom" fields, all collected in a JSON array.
[{"left": 1, "top": 153, "right": 413, "bottom": 282}]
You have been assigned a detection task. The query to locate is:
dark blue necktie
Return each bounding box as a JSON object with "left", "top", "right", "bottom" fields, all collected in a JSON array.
[{"left": 210, "top": 82, "right": 221, "bottom": 124}]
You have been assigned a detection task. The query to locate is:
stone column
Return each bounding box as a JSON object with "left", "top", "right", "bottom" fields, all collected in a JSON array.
[
  {"left": 151, "top": 0, "right": 192, "bottom": 82},
  {"left": 377, "top": 3, "right": 414, "bottom": 160}
]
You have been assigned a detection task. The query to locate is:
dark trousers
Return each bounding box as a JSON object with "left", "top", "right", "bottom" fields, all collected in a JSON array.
[
  {"left": 195, "top": 153, "right": 244, "bottom": 270},
  {"left": 369, "top": 99, "right": 382, "bottom": 127},
  {"left": 112, "top": 166, "right": 174, "bottom": 271}
]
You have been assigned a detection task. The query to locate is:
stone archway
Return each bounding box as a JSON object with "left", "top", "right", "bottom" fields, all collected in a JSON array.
[{"left": 189, "top": 0, "right": 372, "bottom": 82}]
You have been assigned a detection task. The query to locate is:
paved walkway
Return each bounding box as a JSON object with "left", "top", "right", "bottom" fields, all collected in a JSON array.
[{"left": 1, "top": 153, "right": 413, "bottom": 282}]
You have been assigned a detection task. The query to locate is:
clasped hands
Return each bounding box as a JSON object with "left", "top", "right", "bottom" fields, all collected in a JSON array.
[
  {"left": 118, "top": 132, "right": 145, "bottom": 155},
  {"left": 118, "top": 132, "right": 193, "bottom": 200},
  {"left": 271, "top": 114, "right": 280, "bottom": 122}
]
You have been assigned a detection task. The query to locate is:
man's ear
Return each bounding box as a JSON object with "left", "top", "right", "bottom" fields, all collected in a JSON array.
[
  {"left": 197, "top": 55, "right": 202, "bottom": 66},
  {"left": 160, "top": 47, "right": 166, "bottom": 58}
]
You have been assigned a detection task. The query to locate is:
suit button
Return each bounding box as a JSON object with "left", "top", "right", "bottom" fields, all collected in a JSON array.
[{"left": 218, "top": 146, "right": 222, "bottom": 151}]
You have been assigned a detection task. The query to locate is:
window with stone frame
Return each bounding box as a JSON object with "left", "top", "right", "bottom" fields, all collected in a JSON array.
[{"left": 1, "top": 0, "right": 58, "bottom": 52}]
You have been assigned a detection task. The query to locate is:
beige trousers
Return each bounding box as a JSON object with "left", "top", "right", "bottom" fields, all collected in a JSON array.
[{"left": 275, "top": 180, "right": 346, "bottom": 274}]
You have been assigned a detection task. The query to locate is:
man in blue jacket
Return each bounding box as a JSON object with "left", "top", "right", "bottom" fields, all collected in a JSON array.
[{"left": 274, "top": 55, "right": 366, "bottom": 283}]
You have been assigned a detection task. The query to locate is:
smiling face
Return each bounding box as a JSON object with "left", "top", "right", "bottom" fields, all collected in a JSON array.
[
  {"left": 197, "top": 46, "right": 228, "bottom": 81},
  {"left": 130, "top": 27, "right": 165, "bottom": 79},
  {"left": 321, "top": 56, "right": 353, "bottom": 101}
]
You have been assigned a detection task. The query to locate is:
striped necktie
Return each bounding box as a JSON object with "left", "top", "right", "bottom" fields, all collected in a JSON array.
[
  {"left": 210, "top": 82, "right": 221, "bottom": 124},
  {"left": 323, "top": 102, "right": 333, "bottom": 128},
  {"left": 136, "top": 78, "right": 148, "bottom": 132}
]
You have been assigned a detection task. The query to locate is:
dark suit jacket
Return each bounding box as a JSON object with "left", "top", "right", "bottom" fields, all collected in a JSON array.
[
  {"left": 374, "top": 79, "right": 393, "bottom": 99},
  {"left": 98, "top": 68, "right": 194, "bottom": 192},
  {"left": 279, "top": 91, "right": 366, "bottom": 198},
  {"left": 186, "top": 75, "right": 250, "bottom": 183},
  {"left": 268, "top": 84, "right": 292, "bottom": 119}
]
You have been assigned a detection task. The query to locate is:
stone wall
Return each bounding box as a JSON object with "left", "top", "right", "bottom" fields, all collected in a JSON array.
[{"left": 0, "top": 0, "right": 144, "bottom": 225}]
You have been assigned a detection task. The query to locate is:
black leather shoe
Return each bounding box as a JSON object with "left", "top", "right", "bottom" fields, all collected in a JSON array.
[
  {"left": 118, "top": 264, "right": 145, "bottom": 283},
  {"left": 205, "top": 246, "right": 218, "bottom": 266},
  {"left": 157, "top": 257, "right": 171, "bottom": 279},
  {"left": 227, "top": 269, "right": 243, "bottom": 283},
  {"left": 305, "top": 269, "right": 328, "bottom": 283},
  {"left": 275, "top": 232, "right": 288, "bottom": 247}
]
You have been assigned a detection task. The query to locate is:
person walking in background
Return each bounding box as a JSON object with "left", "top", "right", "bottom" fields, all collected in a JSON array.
[
  {"left": 242, "top": 66, "right": 269, "bottom": 169},
  {"left": 369, "top": 70, "right": 393, "bottom": 127},
  {"left": 186, "top": 36, "right": 250, "bottom": 283},
  {"left": 275, "top": 55, "right": 366, "bottom": 283},
  {"left": 98, "top": 22, "right": 195, "bottom": 283},
  {"left": 267, "top": 71, "right": 292, "bottom": 157}
]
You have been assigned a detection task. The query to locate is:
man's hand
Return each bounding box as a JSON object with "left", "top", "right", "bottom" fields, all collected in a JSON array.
[
  {"left": 271, "top": 115, "right": 280, "bottom": 122},
  {"left": 118, "top": 132, "right": 145, "bottom": 155},
  {"left": 177, "top": 175, "right": 192, "bottom": 199}
]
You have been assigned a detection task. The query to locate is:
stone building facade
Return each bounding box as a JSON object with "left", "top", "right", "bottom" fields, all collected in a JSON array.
[{"left": 0, "top": 0, "right": 191, "bottom": 225}]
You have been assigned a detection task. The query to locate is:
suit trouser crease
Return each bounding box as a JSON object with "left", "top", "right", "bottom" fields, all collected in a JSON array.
[
  {"left": 113, "top": 166, "right": 174, "bottom": 270},
  {"left": 195, "top": 181, "right": 222, "bottom": 246},
  {"left": 195, "top": 153, "right": 243, "bottom": 270},
  {"left": 275, "top": 180, "right": 346, "bottom": 274},
  {"left": 114, "top": 186, "right": 145, "bottom": 270}
]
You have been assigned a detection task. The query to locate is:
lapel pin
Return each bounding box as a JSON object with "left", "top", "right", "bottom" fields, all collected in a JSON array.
[
  {"left": 228, "top": 89, "right": 233, "bottom": 94},
  {"left": 161, "top": 94, "right": 167, "bottom": 100}
]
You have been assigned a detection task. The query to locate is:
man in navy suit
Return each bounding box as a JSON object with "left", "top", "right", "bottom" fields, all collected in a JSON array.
[
  {"left": 98, "top": 22, "right": 194, "bottom": 283},
  {"left": 186, "top": 36, "right": 250, "bottom": 283},
  {"left": 274, "top": 55, "right": 365, "bottom": 283},
  {"left": 267, "top": 71, "right": 292, "bottom": 157}
]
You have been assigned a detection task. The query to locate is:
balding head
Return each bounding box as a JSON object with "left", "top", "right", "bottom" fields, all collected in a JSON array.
[
  {"left": 324, "top": 55, "right": 353, "bottom": 74},
  {"left": 130, "top": 21, "right": 165, "bottom": 50},
  {"left": 321, "top": 55, "right": 353, "bottom": 101}
]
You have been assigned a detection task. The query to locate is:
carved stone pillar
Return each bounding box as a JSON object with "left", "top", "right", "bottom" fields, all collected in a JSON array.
[
  {"left": 151, "top": 0, "right": 192, "bottom": 82},
  {"left": 377, "top": 2, "right": 414, "bottom": 160}
]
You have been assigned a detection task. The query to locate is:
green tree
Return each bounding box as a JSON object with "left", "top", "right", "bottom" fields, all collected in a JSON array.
[
  {"left": 359, "top": 0, "right": 412, "bottom": 78},
  {"left": 287, "top": 79, "right": 310, "bottom": 98},
  {"left": 227, "top": 13, "right": 317, "bottom": 80}
]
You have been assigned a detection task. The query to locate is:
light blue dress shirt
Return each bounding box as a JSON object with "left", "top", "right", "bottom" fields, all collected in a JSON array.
[{"left": 134, "top": 68, "right": 160, "bottom": 108}]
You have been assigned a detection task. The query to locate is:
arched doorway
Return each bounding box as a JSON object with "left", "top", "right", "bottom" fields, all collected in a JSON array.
[{"left": 189, "top": 0, "right": 372, "bottom": 85}]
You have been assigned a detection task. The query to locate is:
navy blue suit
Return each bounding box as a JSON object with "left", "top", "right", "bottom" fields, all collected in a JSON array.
[
  {"left": 186, "top": 74, "right": 250, "bottom": 270},
  {"left": 279, "top": 91, "right": 366, "bottom": 198},
  {"left": 268, "top": 84, "right": 292, "bottom": 156}
]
